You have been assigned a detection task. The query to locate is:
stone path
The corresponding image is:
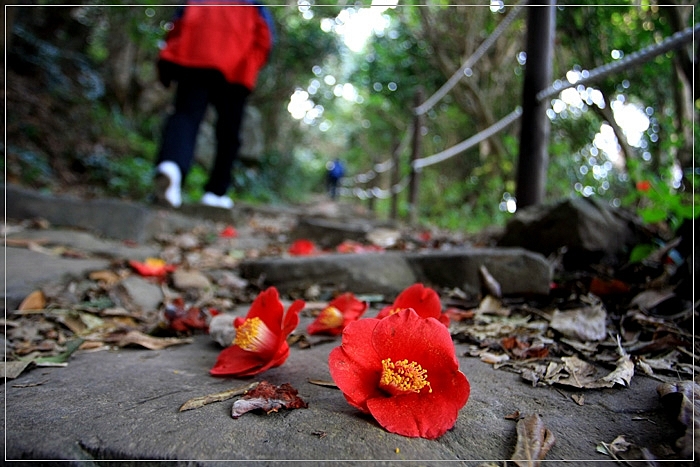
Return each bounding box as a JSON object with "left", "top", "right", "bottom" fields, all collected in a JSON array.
[{"left": 2, "top": 184, "right": 692, "bottom": 465}]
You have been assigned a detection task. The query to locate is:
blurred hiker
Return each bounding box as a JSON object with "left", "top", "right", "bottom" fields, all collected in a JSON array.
[
  {"left": 326, "top": 158, "right": 345, "bottom": 200},
  {"left": 154, "top": 0, "right": 274, "bottom": 209}
]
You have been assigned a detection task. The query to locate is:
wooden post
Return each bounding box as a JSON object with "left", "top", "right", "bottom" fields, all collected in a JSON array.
[
  {"left": 408, "top": 87, "right": 424, "bottom": 225},
  {"left": 515, "top": 0, "right": 555, "bottom": 208}
]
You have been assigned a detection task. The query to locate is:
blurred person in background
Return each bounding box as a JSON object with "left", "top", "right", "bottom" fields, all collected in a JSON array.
[{"left": 154, "top": 0, "right": 274, "bottom": 209}]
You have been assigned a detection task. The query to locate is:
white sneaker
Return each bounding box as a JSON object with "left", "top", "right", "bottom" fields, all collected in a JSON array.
[
  {"left": 201, "top": 192, "right": 234, "bottom": 209},
  {"left": 154, "top": 161, "right": 182, "bottom": 208}
]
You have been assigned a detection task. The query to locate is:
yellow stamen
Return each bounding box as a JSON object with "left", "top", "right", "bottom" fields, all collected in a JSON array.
[
  {"left": 388, "top": 307, "right": 402, "bottom": 316},
  {"left": 380, "top": 358, "right": 432, "bottom": 396},
  {"left": 318, "top": 306, "right": 344, "bottom": 328},
  {"left": 233, "top": 317, "right": 272, "bottom": 352}
]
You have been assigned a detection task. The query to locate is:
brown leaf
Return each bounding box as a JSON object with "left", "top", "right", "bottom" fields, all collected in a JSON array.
[
  {"left": 511, "top": 413, "right": 555, "bottom": 467},
  {"left": 504, "top": 410, "right": 522, "bottom": 420},
  {"left": 307, "top": 379, "right": 338, "bottom": 389},
  {"left": 179, "top": 382, "right": 259, "bottom": 412},
  {"left": 6, "top": 237, "right": 49, "bottom": 248},
  {"left": 89, "top": 270, "right": 121, "bottom": 286},
  {"left": 18, "top": 290, "right": 46, "bottom": 311},
  {"left": 549, "top": 303, "right": 607, "bottom": 342},
  {"left": 479, "top": 265, "right": 502, "bottom": 298},
  {"left": 231, "top": 381, "right": 308, "bottom": 419},
  {"left": 1, "top": 361, "right": 33, "bottom": 379},
  {"left": 657, "top": 381, "right": 700, "bottom": 459},
  {"left": 106, "top": 330, "right": 192, "bottom": 350}
]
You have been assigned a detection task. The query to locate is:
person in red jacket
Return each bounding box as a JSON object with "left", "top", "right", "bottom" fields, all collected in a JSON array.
[{"left": 154, "top": 0, "right": 274, "bottom": 209}]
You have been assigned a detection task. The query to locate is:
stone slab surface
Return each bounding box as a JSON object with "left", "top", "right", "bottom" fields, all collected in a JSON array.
[
  {"left": 2, "top": 247, "right": 111, "bottom": 312},
  {"left": 6, "top": 184, "right": 211, "bottom": 243},
  {"left": 3, "top": 327, "right": 676, "bottom": 464},
  {"left": 240, "top": 248, "right": 552, "bottom": 297}
]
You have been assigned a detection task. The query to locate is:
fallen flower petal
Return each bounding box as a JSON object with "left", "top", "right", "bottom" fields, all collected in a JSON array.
[
  {"left": 329, "top": 308, "right": 469, "bottom": 439},
  {"left": 129, "top": 258, "right": 176, "bottom": 277},
  {"left": 220, "top": 225, "right": 238, "bottom": 238},
  {"left": 376, "top": 283, "right": 449, "bottom": 326},
  {"left": 210, "top": 287, "right": 305, "bottom": 377},
  {"left": 307, "top": 292, "right": 368, "bottom": 336},
  {"left": 164, "top": 297, "right": 213, "bottom": 334},
  {"left": 231, "top": 381, "right": 308, "bottom": 418},
  {"left": 288, "top": 239, "right": 318, "bottom": 256}
]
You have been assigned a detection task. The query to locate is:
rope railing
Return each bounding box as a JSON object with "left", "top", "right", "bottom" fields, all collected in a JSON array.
[
  {"left": 339, "top": 12, "right": 696, "bottom": 210},
  {"left": 536, "top": 23, "right": 699, "bottom": 103},
  {"left": 343, "top": 122, "right": 414, "bottom": 186},
  {"left": 412, "top": 107, "right": 523, "bottom": 170},
  {"left": 341, "top": 2, "right": 524, "bottom": 198},
  {"left": 414, "top": 0, "right": 526, "bottom": 117}
]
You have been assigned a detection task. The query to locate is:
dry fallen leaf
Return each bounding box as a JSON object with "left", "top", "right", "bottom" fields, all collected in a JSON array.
[
  {"left": 596, "top": 435, "right": 631, "bottom": 459},
  {"left": 89, "top": 270, "right": 121, "bottom": 286},
  {"left": 475, "top": 295, "right": 510, "bottom": 316},
  {"left": 549, "top": 303, "right": 607, "bottom": 342},
  {"left": 1, "top": 361, "right": 33, "bottom": 379},
  {"left": 104, "top": 330, "right": 192, "bottom": 350},
  {"left": 307, "top": 379, "right": 338, "bottom": 389},
  {"left": 657, "top": 380, "right": 700, "bottom": 459},
  {"left": 511, "top": 413, "right": 556, "bottom": 467},
  {"left": 231, "top": 381, "right": 308, "bottom": 419},
  {"left": 479, "top": 265, "right": 502, "bottom": 298},
  {"left": 17, "top": 290, "right": 46, "bottom": 311},
  {"left": 179, "top": 382, "right": 259, "bottom": 412}
]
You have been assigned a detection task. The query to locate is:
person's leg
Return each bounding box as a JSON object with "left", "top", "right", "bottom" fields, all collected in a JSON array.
[
  {"left": 204, "top": 80, "right": 250, "bottom": 198},
  {"left": 157, "top": 72, "right": 211, "bottom": 177},
  {"left": 154, "top": 70, "right": 210, "bottom": 207}
]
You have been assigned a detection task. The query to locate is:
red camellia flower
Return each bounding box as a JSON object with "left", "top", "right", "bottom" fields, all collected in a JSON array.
[
  {"left": 128, "top": 257, "right": 176, "bottom": 278},
  {"left": 220, "top": 225, "right": 237, "bottom": 238},
  {"left": 210, "top": 287, "right": 305, "bottom": 377},
  {"left": 329, "top": 308, "right": 470, "bottom": 439},
  {"left": 376, "top": 283, "right": 450, "bottom": 326},
  {"left": 307, "top": 292, "right": 368, "bottom": 336},
  {"left": 288, "top": 239, "right": 318, "bottom": 256}
]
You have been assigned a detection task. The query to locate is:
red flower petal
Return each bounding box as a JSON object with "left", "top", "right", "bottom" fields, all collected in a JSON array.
[
  {"left": 376, "top": 283, "right": 442, "bottom": 322},
  {"left": 210, "top": 342, "right": 290, "bottom": 377},
  {"left": 328, "top": 318, "right": 384, "bottom": 412}
]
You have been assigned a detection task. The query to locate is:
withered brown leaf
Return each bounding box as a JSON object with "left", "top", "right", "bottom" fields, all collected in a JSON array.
[
  {"left": 231, "top": 381, "right": 308, "bottom": 419},
  {"left": 511, "top": 413, "right": 556, "bottom": 467}
]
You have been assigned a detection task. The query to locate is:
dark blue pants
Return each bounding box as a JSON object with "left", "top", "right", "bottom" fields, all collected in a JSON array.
[{"left": 157, "top": 68, "right": 250, "bottom": 196}]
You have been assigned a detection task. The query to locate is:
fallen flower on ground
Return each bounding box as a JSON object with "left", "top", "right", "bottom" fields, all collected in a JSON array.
[
  {"left": 376, "top": 283, "right": 450, "bottom": 326},
  {"left": 210, "top": 287, "right": 305, "bottom": 377},
  {"left": 288, "top": 239, "right": 318, "bottom": 256},
  {"left": 220, "top": 225, "right": 237, "bottom": 238},
  {"left": 329, "top": 308, "right": 470, "bottom": 439},
  {"left": 163, "top": 297, "right": 218, "bottom": 334},
  {"left": 128, "top": 257, "right": 176, "bottom": 278},
  {"left": 307, "top": 292, "right": 368, "bottom": 336}
]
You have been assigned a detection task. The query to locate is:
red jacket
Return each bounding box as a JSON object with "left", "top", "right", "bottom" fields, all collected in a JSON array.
[{"left": 159, "top": 0, "right": 273, "bottom": 90}]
